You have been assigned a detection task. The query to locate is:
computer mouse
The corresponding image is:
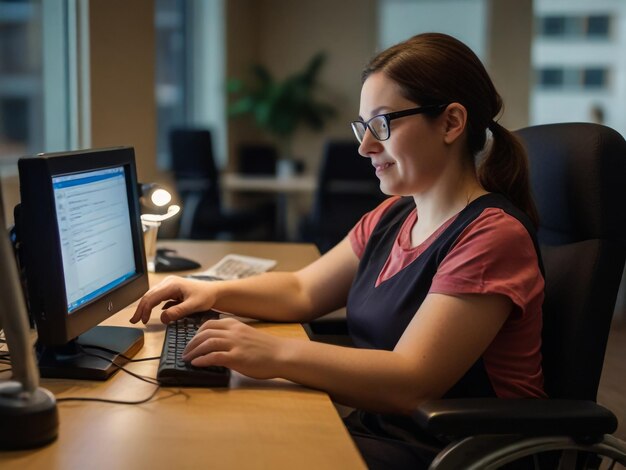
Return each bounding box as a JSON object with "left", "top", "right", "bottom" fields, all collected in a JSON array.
[{"left": 155, "top": 248, "right": 201, "bottom": 272}]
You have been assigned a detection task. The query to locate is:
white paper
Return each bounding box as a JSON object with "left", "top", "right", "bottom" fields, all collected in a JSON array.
[{"left": 191, "top": 254, "right": 277, "bottom": 280}]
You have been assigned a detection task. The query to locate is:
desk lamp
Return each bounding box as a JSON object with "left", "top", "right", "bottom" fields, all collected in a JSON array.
[
  {"left": 0, "top": 186, "right": 58, "bottom": 450},
  {"left": 139, "top": 183, "right": 200, "bottom": 272},
  {"left": 139, "top": 182, "right": 180, "bottom": 217}
]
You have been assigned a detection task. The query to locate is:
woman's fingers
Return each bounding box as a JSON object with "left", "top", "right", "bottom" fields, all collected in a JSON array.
[
  {"left": 161, "top": 300, "right": 181, "bottom": 310},
  {"left": 183, "top": 321, "right": 231, "bottom": 355},
  {"left": 183, "top": 336, "right": 232, "bottom": 363},
  {"left": 129, "top": 277, "right": 186, "bottom": 324},
  {"left": 178, "top": 318, "right": 281, "bottom": 379},
  {"left": 198, "top": 318, "right": 236, "bottom": 332}
]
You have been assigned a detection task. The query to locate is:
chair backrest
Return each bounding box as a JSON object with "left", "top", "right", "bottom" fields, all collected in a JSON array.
[
  {"left": 238, "top": 144, "right": 278, "bottom": 175},
  {"left": 516, "top": 123, "right": 626, "bottom": 401},
  {"left": 169, "top": 128, "right": 220, "bottom": 202},
  {"left": 308, "top": 140, "right": 386, "bottom": 252}
]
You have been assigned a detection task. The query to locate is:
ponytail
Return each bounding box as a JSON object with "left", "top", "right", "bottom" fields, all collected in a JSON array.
[{"left": 479, "top": 123, "right": 539, "bottom": 227}]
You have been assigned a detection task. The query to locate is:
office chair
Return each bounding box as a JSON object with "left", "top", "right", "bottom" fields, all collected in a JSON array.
[
  {"left": 299, "top": 140, "right": 387, "bottom": 253},
  {"left": 413, "top": 123, "right": 626, "bottom": 469},
  {"left": 237, "top": 143, "right": 278, "bottom": 175},
  {"left": 169, "top": 129, "right": 274, "bottom": 240},
  {"left": 234, "top": 143, "right": 280, "bottom": 239}
]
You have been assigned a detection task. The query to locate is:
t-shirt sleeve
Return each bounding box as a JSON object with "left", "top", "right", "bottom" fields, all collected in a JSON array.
[
  {"left": 348, "top": 196, "right": 399, "bottom": 258},
  {"left": 430, "top": 208, "right": 543, "bottom": 312}
]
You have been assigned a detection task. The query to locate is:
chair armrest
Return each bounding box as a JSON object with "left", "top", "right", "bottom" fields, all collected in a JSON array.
[
  {"left": 302, "top": 311, "right": 353, "bottom": 347},
  {"left": 413, "top": 398, "right": 617, "bottom": 439}
]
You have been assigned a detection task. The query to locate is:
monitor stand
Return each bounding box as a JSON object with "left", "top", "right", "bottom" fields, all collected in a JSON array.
[{"left": 36, "top": 326, "right": 144, "bottom": 380}]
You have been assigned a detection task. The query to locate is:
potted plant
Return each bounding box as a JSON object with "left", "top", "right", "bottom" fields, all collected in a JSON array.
[{"left": 227, "top": 52, "right": 337, "bottom": 175}]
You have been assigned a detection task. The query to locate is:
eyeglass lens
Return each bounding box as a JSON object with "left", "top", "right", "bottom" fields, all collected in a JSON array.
[{"left": 351, "top": 116, "right": 389, "bottom": 144}]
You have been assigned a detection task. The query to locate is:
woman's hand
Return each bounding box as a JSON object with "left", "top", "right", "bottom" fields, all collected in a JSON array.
[
  {"left": 129, "top": 276, "right": 217, "bottom": 324},
  {"left": 182, "top": 317, "right": 286, "bottom": 380}
]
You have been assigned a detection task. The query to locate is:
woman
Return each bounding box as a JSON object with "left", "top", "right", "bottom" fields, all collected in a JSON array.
[{"left": 131, "top": 33, "right": 545, "bottom": 468}]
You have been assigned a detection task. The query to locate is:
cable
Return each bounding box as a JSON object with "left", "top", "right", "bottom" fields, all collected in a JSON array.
[
  {"left": 127, "top": 356, "right": 161, "bottom": 362},
  {"left": 0, "top": 344, "right": 159, "bottom": 364},
  {"left": 57, "top": 384, "right": 162, "bottom": 405},
  {"left": 76, "top": 346, "right": 160, "bottom": 385},
  {"left": 80, "top": 343, "right": 160, "bottom": 363},
  {"left": 1, "top": 341, "right": 172, "bottom": 405},
  {"left": 55, "top": 345, "right": 167, "bottom": 405}
]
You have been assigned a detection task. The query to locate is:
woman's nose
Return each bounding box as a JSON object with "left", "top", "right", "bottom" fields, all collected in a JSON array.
[{"left": 358, "top": 128, "right": 381, "bottom": 157}]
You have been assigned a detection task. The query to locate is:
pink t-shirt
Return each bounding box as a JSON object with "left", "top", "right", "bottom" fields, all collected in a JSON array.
[{"left": 349, "top": 196, "right": 546, "bottom": 398}]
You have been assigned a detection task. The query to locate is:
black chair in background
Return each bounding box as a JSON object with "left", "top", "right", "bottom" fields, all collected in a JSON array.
[
  {"left": 299, "top": 140, "right": 386, "bottom": 253},
  {"left": 235, "top": 143, "right": 280, "bottom": 239},
  {"left": 170, "top": 129, "right": 274, "bottom": 240},
  {"left": 414, "top": 123, "right": 626, "bottom": 468},
  {"left": 238, "top": 143, "right": 278, "bottom": 176}
]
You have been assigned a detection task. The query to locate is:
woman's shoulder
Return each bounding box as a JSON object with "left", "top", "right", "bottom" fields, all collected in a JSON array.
[
  {"left": 467, "top": 194, "right": 537, "bottom": 238},
  {"left": 474, "top": 206, "right": 534, "bottom": 236},
  {"left": 449, "top": 206, "right": 540, "bottom": 269},
  {"left": 460, "top": 206, "right": 536, "bottom": 247}
]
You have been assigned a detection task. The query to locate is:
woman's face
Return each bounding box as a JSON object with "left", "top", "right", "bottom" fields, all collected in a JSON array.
[{"left": 358, "top": 72, "right": 448, "bottom": 197}]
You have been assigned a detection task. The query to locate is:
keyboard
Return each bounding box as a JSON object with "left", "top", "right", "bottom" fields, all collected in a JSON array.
[{"left": 156, "top": 311, "right": 231, "bottom": 387}]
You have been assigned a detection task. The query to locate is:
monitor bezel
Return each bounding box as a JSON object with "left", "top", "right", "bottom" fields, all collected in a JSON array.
[{"left": 18, "top": 146, "right": 148, "bottom": 346}]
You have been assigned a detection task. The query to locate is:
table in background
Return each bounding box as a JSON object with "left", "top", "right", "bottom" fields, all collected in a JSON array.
[
  {"left": 221, "top": 173, "right": 317, "bottom": 241},
  {"left": 0, "top": 241, "right": 365, "bottom": 470}
]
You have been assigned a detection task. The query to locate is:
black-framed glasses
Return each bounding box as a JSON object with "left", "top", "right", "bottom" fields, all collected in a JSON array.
[{"left": 350, "top": 104, "right": 449, "bottom": 144}]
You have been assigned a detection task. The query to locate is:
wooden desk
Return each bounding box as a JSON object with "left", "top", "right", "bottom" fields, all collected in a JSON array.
[
  {"left": 221, "top": 174, "right": 317, "bottom": 241},
  {"left": 0, "top": 241, "right": 365, "bottom": 470}
]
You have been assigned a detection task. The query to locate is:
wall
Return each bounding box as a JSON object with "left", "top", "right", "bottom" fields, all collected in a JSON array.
[
  {"left": 225, "top": 0, "right": 262, "bottom": 172},
  {"left": 89, "top": 0, "right": 158, "bottom": 183},
  {"left": 226, "top": 0, "right": 377, "bottom": 174},
  {"left": 379, "top": 0, "right": 533, "bottom": 131},
  {"left": 486, "top": 0, "right": 533, "bottom": 130}
]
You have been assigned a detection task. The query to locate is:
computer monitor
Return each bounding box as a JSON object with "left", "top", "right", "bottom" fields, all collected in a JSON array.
[{"left": 16, "top": 146, "right": 149, "bottom": 380}]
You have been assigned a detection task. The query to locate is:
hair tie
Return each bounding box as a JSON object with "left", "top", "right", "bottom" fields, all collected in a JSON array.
[{"left": 487, "top": 120, "right": 498, "bottom": 132}]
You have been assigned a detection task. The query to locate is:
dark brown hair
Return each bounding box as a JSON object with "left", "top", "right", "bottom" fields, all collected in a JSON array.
[{"left": 363, "top": 33, "right": 539, "bottom": 227}]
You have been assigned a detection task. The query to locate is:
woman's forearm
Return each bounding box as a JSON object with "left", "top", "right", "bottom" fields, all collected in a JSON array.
[
  {"left": 276, "top": 339, "right": 427, "bottom": 414},
  {"left": 211, "top": 271, "right": 317, "bottom": 322},
  {"left": 210, "top": 239, "right": 358, "bottom": 323}
]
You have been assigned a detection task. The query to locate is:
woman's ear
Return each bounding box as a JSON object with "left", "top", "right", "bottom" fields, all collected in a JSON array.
[{"left": 442, "top": 103, "right": 467, "bottom": 145}]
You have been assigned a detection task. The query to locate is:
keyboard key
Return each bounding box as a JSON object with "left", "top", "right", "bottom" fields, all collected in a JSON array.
[{"left": 157, "top": 311, "right": 230, "bottom": 387}]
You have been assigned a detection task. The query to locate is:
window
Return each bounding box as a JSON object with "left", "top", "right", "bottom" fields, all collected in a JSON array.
[
  {"left": 537, "top": 14, "right": 611, "bottom": 39},
  {"left": 155, "top": 0, "right": 188, "bottom": 169},
  {"left": 537, "top": 66, "right": 610, "bottom": 90},
  {"left": 587, "top": 15, "right": 610, "bottom": 37},
  {"left": 583, "top": 68, "right": 607, "bottom": 88},
  {"left": 0, "top": 0, "right": 81, "bottom": 165},
  {"left": 153, "top": 0, "right": 226, "bottom": 169},
  {"left": 541, "top": 16, "right": 566, "bottom": 36},
  {"left": 0, "top": 0, "right": 43, "bottom": 162},
  {"left": 538, "top": 68, "right": 563, "bottom": 88}
]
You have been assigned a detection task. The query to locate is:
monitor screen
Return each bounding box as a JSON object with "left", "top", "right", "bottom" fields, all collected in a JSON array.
[
  {"left": 52, "top": 167, "right": 136, "bottom": 313},
  {"left": 17, "top": 147, "right": 149, "bottom": 380}
]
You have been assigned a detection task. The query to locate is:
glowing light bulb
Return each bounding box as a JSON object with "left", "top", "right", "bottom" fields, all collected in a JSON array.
[{"left": 150, "top": 188, "right": 171, "bottom": 207}]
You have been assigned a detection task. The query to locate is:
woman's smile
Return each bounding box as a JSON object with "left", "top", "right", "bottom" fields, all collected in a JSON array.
[{"left": 372, "top": 160, "right": 396, "bottom": 175}]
